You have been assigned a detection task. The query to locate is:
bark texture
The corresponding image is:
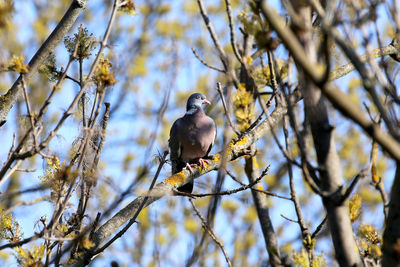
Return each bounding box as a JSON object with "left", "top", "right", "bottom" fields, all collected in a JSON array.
[
  {"left": 245, "top": 154, "right": 283, "bottom": 267},
  {"left": 383, "top": 163, "right": 400, "bottom": 267},
  {"left": 288, "top": 2, "right": 362, "bottom": 266}
]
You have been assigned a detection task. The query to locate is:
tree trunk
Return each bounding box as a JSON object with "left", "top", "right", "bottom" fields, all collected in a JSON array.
[
  {"left": 382, "top": 163, "right": 400, "bottom": 267},
  {"left": 245, "top": 153, "right": 283, "bottom": 267},
  {"left": 290, "top": 2, "right": 362, "bottom": 266}
]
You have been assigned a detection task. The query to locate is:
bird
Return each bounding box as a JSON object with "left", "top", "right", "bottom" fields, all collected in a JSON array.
[{"left": 169, "top": 93, "right": 216, "bottom": 193}]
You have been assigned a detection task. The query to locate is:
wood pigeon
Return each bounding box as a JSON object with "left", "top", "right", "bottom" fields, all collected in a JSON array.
[{"left": 169, "top": 93, "right": 216, "bottom": 192}]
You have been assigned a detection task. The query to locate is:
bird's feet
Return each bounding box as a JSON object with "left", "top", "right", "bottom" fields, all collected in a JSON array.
[
  {"left": 198, "top": 158, "right": 208, "bottom": 169},
  {"left": 184, "top": 163, "right": 194, "bottom": 173},
  {"left": 184, "top": 159, "right": 209, "bottom": 173}
]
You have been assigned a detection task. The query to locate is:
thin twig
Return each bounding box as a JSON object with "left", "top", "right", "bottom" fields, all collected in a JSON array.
[
  {"left": 283, "top": 114, "right": 314, "bottom": 262},
  {"left": 369, "top": 140, "right": 389, "bottom": 219},
  {"left": 225, "top": 168, "right": 291, "bottom": 200},
  {"left": 21, "top": 77, "right": 39, "bottom": 150},
  {"left": 6, "top": 133, "right": 16, "bottom": 161},
  {"left": 0, "top": 185, "right": 47, "bottom": 199},
  {"left": 224, "top": 0, "right": 242, "bottom": 64},
  {"left": 243, "top": 111, "right": 264, "bottom": 133},
  {"left": 5, "top": 196, "right": 50, "bottom": 214},
  {"left": 376, "top": 182, "right": 389, "bottom": 220},
  {"left": 340, "top": 169, "right": 368, "bottom": 203},
  {"left": 311, "top": 216, "right": 327, "bottom": 239},
  {"left": 0, "top": 233, "right": 42, "bottom": 250},
  {"left": 196, "top": 0, "right": 228, "bottom": 69},
  {"left": 191, "top": 48, "right": 224, "bottom": 73},
  {"left": 175, "top": 170, "right": 266, "bottom": 198},
  {"left": 65, "top": 75, "right": 80, "bottom": 84},
  {"left": 189, "top": 198, "right": 232, "bottom": 267},
  {"left": 282, "top": 86, "right": 321, "bottom": 193},
  {"left": 92, "top": 151, "right": 168, "bottom": 257},
  {"left": 15, "top": 168, "right": 36, "bottom": 172},
  {"left": 280, "top": 214, "right": 299, "bottom": 223},
  {"left": 0, "top": 29, "right": 81, "bottom": 181},
  {"left": 89, "top": 212, "right": 102, "bottom": 240},
  {"left": 0, "top": 0, "right": 89, "bottom": 125},
  {"left": 93, "top": 102, "right": 110, "bottom": 167},
  {"left": 0, "top": 160, "right": 22, "bottom": 188},
  {"left": 46, "top": 2, "right": 120, "bottom": 246},
  {"left": 81, "top": 102, "right": 111, "bottom": 226},
  {"left": 216, "top": 82, "right": 240, "bottom": 135}
]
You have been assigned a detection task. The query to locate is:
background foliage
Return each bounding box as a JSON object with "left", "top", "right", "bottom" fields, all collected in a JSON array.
[{"left": 0, "top": 0, "right": 399, "bottom": 266}]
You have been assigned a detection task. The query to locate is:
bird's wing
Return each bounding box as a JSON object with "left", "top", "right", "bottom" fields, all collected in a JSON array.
[
  {"left": 169, "top": 118, "right": 183, "bottom": 174},
  {"left": 206, "top": 116, "right": 217, "bottom": 156}
]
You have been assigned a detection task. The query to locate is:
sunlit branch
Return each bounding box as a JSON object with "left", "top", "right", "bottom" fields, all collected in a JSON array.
[{"left": 189, "top": 198, "right": 233, "bottom": 267}]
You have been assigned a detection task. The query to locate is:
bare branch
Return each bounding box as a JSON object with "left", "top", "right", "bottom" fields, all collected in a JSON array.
[
  {"left": 224, "top": 0, "right": 242, "bottom": 64},
  {"left": 0, "top": 0, "right": 88, "bottom": 126},
  {"left": 21, "top": 77, "right": 39, "bottom": 150},
  {"left": 259, "top": 1, "right": 361, "bottom": 265},
  {"left": 245, "top": 154, "right": 284, "bottom": 267},
  {"left": 382, "top": 163, "right": 400, "bottom": 266},
  {"left": 226, "top": 169, "right": 291, "bottom": 200},
  {"left": 216, "top": 82, "right": 240, "bottom": 135},
  {"left": 310, "top": 0, "right": 399, "bottom": 140},
  {"left": 0, "top": 160, "right": 22, "bottom": 188},
  {"left": 311, "top": 216, "right": 327, "bottom": 239},
  {"left": 5, "top": 196, "right": 51, "bottom": 214},
  {"left": 0, "top": 233, "right": 42, "bottom": 251},
  {"left": 196, "top": 0, "right": 228, "bottom": 68},
  {"left": 189, "top": 198, "right": 232, "bottom": 267},
  {"left": 64, "top": 103, "right": 287, "bottom": 266},
  {"left": 191, "top": 48, "right": 224, "bottom": 72},
  {"left": 91, "top": 151, "right": 168, "bottom": 259},
  {"left": 329, "top": 43, "right": 400, "bottom": 81},
  {"left": 0, "top": 0, "right": 120, "bottom": 185},
  {"left": 93, "top": 102, "right": 111, "bottom": 167},
  {"left": 257, "top": 0, "right": 400, "bottom": 162},
  {"left": 341, "top": 169, "right": 368, "bottom": 203},
  {"left": 0, "top": 39, "right": 81, "bottom": 182},
  {"left": 175, "top": 167, "right": 267, "bottom": 197}
]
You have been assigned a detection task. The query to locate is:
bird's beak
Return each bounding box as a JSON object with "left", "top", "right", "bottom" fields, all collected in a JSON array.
[{"left": 203, "top": 99, "right": 211, "bottom": 105}]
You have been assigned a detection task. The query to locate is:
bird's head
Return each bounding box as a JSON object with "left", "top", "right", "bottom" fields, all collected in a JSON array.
[{"left": 186, "top": 93, "right": 211, "bottom": 112}]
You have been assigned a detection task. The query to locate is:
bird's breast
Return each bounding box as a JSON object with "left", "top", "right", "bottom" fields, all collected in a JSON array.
[{"left": 179, "top": 120, "right": 214, "bottom": 161}]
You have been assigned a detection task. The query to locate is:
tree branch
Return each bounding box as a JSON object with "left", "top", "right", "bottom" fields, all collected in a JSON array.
[
  {"left": 0, "top": 0, "right": 88, "bottom": 126},
  {"left": 224, "top": 0, "right": 242, "bottom": 64},
  {"left": 216, "top": 82, "right": 240, "bottom": 135},
  {"left": 383, "top": 163, "right": 400, "bottom": 266},
  {"left": 174, "top": 168, "right": 267, "bottom": 198},
  {"left": 191, "top": 48, "right": 224, "bottom": 73},
  {"left": 329, "top": 42, "right": 400, "bottom": 81},
  {"left": 245, "top": 155, "right": 283, "bottom": 267},
  {"left": 257, "top": 0, "right": 400, "bottom": 163},
  {"left": 262, "top": 0, "right": 361, "bottom": 265},
  {"left": 65, "top": 103, "right": 287, "bottom": 266},
  {"left": 196, "top": 0, "right": 228, "bottom": 69},
  {"left": 189, "top": 198, "right": 232, "bottom": 267}
]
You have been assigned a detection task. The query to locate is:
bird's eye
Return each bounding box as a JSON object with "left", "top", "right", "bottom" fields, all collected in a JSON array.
[{"left": 196, "top": 96, "right": 201, "bottom": 99}]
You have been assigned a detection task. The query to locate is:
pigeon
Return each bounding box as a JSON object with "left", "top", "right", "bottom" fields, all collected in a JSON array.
[{"left": 169, "top": 93, "right": 216, "bottom": 192}]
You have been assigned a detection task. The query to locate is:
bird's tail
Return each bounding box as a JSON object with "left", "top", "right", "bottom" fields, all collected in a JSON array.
[
  {"left": 173, "top": 161, "right": 194, "bottom": 193},
  {"left": 177, "top": 181, "right": 193, "bottom": 193}
]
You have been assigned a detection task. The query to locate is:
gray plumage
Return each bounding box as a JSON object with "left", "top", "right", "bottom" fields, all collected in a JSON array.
[{"left": 169, "top": 93, "right": 216, "bottom": 192}]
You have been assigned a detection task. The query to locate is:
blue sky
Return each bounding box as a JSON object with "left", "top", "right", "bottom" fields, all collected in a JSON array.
[{"left": 0, "top": 0, "right": 397, "bottom": 266}]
